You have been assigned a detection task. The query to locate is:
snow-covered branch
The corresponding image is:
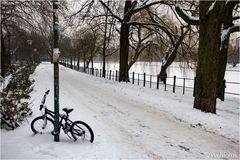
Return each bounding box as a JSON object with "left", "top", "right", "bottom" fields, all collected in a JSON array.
[
  {"left": 206, "top": 0, "right": 216, "bottom": 15},
  {"left": 175, "top": 1, "right": 199, "bottom": 25},
  {"left": 220, "top": 24, "right": 239, "bottom": 51},
  {"left": 229, "top": 24, "right": 240, "bottom": 33}
]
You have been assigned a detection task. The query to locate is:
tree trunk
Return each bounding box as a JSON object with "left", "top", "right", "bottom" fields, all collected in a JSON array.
[
  {"left": 102, "top": 15, "right": 108, "bottom": 78},
  {"left": 216, "top": 1, "right": 235, "bottom": 99},
  {"left": 1, "top": 29, "right": 6, "bottom": 78},
  {"left": 119, "top": 23, "right": 130, "bottom": 82},
  {"left": 159, "top": 28, "right": 190, "bottom": 84},
  {"left": 119, "top": 0, "right": 132, "bottom": 82},
  {"left": 91, "top": 56, "right": 94, "bottom": 75},
  {"left": 159, "top": 65, "right": 168, "bottom": 84},
  {"left": 83, "top": 53, "right": 86, "bottom": 72},
  {"left": 77, "top": 55, "right": 80, "bottom": 71},
  {"left": 70, "top": 57, "right": 73, "bottom": 69},
  {"left": 194, "top": 1, "right": 227, "bottom": 113},
  {"left": 7, "top": 34, "right": 11, "bottom": 66}
]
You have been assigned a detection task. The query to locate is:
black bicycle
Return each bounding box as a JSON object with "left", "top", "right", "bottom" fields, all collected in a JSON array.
[{"left": 31, "top": 90, "right": 94, "bottom": 143}]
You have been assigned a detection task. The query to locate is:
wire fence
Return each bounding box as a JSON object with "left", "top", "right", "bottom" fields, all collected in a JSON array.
[{"left": 61, "top": 62, "right": 240, "bottom": 100}]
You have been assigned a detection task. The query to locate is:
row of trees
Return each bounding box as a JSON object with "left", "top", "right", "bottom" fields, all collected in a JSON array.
[
  {"left": 62, "top": 0, "right": 239, "bottom": 114},
  {"left": 1, "top": 0, "right": 68, "bottom": 77}
]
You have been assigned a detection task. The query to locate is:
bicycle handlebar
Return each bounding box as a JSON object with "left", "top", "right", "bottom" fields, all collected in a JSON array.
[
  {"left": 40, "top": 90, "right": 50, "bottom": 110},
  {"left": 40, "top": 104, "right": 44, "bottom": 110}
]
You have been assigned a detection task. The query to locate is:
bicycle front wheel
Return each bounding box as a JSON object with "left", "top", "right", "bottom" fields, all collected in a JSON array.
[
  {"left": 70, "top": 121, "right": 94, "bottom": 143},
  {"left": 31, "top": 116, "right": 54, "bottom": 134}
]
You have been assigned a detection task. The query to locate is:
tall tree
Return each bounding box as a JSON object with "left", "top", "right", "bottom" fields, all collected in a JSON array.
[
  {"left": 100, "top": 0, "right": 167, "bottom": 82},
  {"left": 176, "top": 0, "right": 240, "bottom": 113},
  {"left": 1, "top": 0, "right": 52, "bottom": 77}
]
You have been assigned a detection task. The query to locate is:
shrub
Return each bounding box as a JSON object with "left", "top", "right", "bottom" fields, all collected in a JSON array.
[{"left": 1, "top": 64, "right": 36, "bottom": 130}]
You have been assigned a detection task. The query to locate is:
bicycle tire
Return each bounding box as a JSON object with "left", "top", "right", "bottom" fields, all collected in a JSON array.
[
  {"left": 31, "top": 116, "right": 54, "bottom": 134},
  {"left": 70, "top": 121, "right": 94, "bottom": 143}
]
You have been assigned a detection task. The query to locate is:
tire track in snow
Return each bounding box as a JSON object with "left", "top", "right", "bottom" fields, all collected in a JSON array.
[
  {"left": 60, "top": 74, "right": 162, "bottom": 159},
  {"left": 59, "top": 66, "right": 239, "bottom": 159}
]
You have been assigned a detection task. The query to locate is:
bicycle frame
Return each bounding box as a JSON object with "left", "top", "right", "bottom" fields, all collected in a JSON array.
[
  {"left": 42, "top": 106, "right": 75, "bottom": 135},
  {"left": 39, "top": 90, "right": 77, "bottom": 136}
]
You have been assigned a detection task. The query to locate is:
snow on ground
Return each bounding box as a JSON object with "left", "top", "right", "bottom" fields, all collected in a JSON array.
[{"left": 1, "top": 62, "right": 239, "bottom": 159}]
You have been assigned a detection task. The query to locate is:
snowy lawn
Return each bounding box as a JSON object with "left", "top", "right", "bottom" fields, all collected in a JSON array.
[{"left": 1, "top": 62, "right": 239, "bottom": 159}]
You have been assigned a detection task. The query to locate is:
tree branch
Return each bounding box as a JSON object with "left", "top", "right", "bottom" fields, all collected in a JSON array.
[
  {"left": 232, "top": 16, "right": 240, "bottom": 21},
  {"left": 229, "top": 24, "right": 240, "bottom": 33},
  {"left": 128, "top": 21, "right": 176, "bottom": 45},
  {"left": 99, "top": 0, "right": 123, "bottom": 23},
  {"left": 175, "top": 1, "right": 199, "bottom": 25},
  {"left": 69, "top": 0, "right": 94, "bottom": 20},
  {"left": 131, "top": 1, "right": 166, "bottom": 15}
]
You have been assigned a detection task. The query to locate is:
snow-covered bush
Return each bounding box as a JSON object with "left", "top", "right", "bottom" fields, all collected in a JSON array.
[{"left": 0, "top": 64, "right": 36, "bottom": 130}]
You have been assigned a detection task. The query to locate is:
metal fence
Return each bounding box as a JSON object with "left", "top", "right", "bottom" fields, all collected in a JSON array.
[{"left": 60, "top": 62, "right": 240, "bottom": 100}]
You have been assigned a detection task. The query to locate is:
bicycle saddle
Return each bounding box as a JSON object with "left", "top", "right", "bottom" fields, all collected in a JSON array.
[{"left": 62, "top": 108, "right": 73, "bottom": 114}]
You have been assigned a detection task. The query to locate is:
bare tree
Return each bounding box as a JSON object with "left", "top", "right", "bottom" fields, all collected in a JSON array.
[
  {"left": 99, "top": 0, "right": 168, "bottom": 82},
  {"left": 1, "top": 0, "right": 53, "bottom": 77}
]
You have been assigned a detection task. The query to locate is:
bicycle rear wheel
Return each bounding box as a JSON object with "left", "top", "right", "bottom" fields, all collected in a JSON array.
[
  {"left": 70, "top": 121, "right": 94, "bottom": 143},
  {"left": 31, "top": 116, "right": 54, "bottom": 134}
]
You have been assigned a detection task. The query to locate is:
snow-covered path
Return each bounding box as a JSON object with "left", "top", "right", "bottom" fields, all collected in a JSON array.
[{"left": 1, "top": 62, "right": 239, "bottom": 159}]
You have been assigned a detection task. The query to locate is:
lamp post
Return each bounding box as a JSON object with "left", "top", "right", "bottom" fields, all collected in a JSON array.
[
  {"left": 27, "top": 39, "right": 32, "bottom": 64},
  {"left": 52, "top": 0, "right": 60, "bottom": 142},
  {"left": 33, "top": 48, "right": 37, "bottom": 63}
]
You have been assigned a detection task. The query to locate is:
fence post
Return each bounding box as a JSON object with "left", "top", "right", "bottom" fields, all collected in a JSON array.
[
  {"left": 150, "top": 75, "right": 152, "bottom": 88},
  {"left": 157, "top": 74, "right": 159, "bottom": 89},
  {"left": 138, "top": 73, "right": 140, "bottom": 85},
  {"left": 115, "top": 71, "right": 118, "bottom": 81},
  {"left": 105, "top": 70, "right": 107, "bottom": 79},
  {"left": 219, "top": 79, "right": 226, "bottom": 101},
  {"left": 143, "top": 73, "right": 146, "bottom": 87},
  {"left": 132, "top": 72, "right": 135, "bottom": 84},
  {"left": 193, "top": 77, "right": 196, "bottom": 97},
  {"left": 164, "top": 81, "right": 166, "bottom": 91},
  {"left": 173, "top": 76, "right": 176, "bottom": 93},
  {"left": 183, "top": 78, "right": 185, "bottom": 95},
  {"left": 100, "top": 69, "right": 102, "bottom": 78},
  {"left": 109, "top": 70, "right": 112, "bottom": 80}
]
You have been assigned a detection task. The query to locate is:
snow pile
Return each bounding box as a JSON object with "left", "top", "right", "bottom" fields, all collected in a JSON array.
[{"left": 1, "top": 62, "right": 239, "bottom": 159}]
